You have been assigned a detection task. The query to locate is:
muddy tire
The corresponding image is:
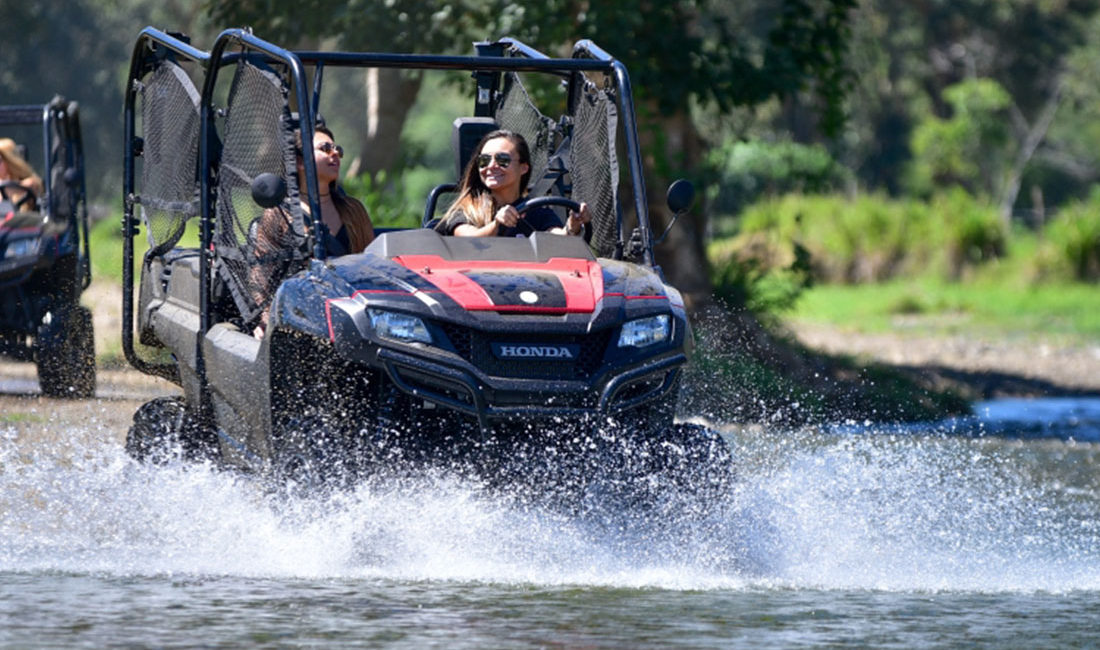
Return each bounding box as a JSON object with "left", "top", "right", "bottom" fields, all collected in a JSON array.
[
  {"left": 125, "top": 396, "right": 219, "bottom": 464},
  {"left": 36, "top": 305, "right": 96, "bottom": 398}
]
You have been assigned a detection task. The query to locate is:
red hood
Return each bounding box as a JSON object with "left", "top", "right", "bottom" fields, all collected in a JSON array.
[{"left": 393, "top": 254, "right": 604, "bottom": 314}]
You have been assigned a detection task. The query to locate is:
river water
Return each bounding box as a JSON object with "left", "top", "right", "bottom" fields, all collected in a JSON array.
[{"left": 2, "top": 397, "right": 1099, "bottom": 648}]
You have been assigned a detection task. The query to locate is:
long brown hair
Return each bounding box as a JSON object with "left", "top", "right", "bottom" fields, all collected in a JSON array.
[
  {"left": 443, "top": 130, "right": 531, "bottom": 228},
  {"left": 296, "top": 125, "right": 374, "bottom": 252},
  {"left": 0, "top": 138, "right": 44, "bottom": 196}
]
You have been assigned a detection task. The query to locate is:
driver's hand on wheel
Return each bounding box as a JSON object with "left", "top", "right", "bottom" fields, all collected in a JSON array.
[
  {"left": 566, "top": 202, "right": 591, "bottom": 236},
  {"left": 493, "top": 204, "right": 520, "bottom": 229}
]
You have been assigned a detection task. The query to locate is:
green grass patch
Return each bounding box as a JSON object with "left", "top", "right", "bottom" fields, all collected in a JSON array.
[
  {"left": 88, "top": 215, "right": 201, "bottom": 283},
  {"left": 787, "top": 279, "right": 1100, "bottom": 344},
  {"left": 0, "top": 411, "right": 48, "bottom": 425},
  {"left": 88, "top": 216, "right": 127, "bottom": 283}
]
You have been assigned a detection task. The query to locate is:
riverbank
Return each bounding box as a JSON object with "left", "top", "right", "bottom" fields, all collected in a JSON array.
[{"left": 787, "top": 321, "right": 1100, "bottom": 399}]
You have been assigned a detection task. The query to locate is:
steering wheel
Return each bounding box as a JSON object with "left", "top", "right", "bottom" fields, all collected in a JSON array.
[
  {"left": 514, "top": 196, "right": 582, "bottom": 215},
  {"left": 0, "top": 180, "right": 38, "bottom": 212},
  {"left": 512, "top": 196, "right": 583, "bottom": 235}
]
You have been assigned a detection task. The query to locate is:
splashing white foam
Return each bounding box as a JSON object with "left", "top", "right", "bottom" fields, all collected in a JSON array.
[{"left": 2, "top": 418, "right": 1098, "bottom": 593}]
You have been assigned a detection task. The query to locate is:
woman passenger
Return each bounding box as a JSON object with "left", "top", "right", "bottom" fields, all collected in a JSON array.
[{"left": 251, "top": 124, "right": 374, "bottom": 336}]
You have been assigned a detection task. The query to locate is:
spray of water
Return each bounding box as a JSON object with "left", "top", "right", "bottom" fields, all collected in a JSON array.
[
  {"left": 727, "top": 423, "right": 1100, "bottom": 592},
  {"left": 3, "top": 409, "right": 1099, "bottom": 593}
]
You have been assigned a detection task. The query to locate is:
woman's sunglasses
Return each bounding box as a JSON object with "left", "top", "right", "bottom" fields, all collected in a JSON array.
[
  {"left": 317, "top": 141, "right": 344, "bottom": 158},
  {"left": 477, "top": 152, "right": 512, "bottom": 169}
]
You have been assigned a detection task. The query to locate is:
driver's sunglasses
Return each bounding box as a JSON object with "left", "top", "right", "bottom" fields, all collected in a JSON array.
[
  {"left": 477, "top": 152, "right": 512, "bottom": 169},
  {"left": 317, "top": 141, "right": 344, "bottom": 158}
]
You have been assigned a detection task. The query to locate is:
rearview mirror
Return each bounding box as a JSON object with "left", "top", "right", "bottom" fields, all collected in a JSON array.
[
  {"left": 653, "top": 179, "right": 695, "bottom": 246},
  {"left": 666, "top": 179, "right": 695, "bottom": 214},
  {"left": 251, "top": 172, "right": 287, "bottom": 209}
]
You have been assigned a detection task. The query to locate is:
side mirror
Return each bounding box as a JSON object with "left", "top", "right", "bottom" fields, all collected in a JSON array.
[
  {"left": 251, "top": 172, "right": 287, "bottom": 209},
  {"left": 666, "top": 178, "right": 695, "bottom": 214},
  {"left": 653, "top": 179, "right": 695, "bottom": 246}
]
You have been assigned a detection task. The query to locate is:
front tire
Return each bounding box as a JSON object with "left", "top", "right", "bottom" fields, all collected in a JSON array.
[{"left": 125, "top": 396, "right": 219, "bottom": 464}]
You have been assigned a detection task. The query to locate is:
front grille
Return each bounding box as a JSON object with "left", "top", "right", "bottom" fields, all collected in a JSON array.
[{"left": 440, "top": 323, "right": 612, "bottom": 380}]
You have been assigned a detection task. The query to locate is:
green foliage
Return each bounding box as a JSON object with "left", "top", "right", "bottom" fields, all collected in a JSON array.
[
  {"left": 708, "top": 237, "right": 813, "bottom": 320},
  {"left": 932, "top": 188, "right": 1007, "bottom": 278},
  {"left": 1038, "top": 188, "right": 1100, "bottom": 281},
  {"left": 206, "top": 0, "right": 856, "bottom": 131},
  {"left": 341, "top": 171, "right": 420, "bottom": 229},
  {"left": 905, "top": 79, "right": 1013, "bottom": 198},
  {"left": 0, "top": 1, "right": 219, "bottom": 209},
  {"left": 725, "top": 193, "right": 919, "bottom": 283},
  {"left": 205, "top": 0, "right": 496, "bottom": 53},
  {"left": 711, "top": 189, "right": 1010, "bottom": 297},
  {"left": 537, "top": 0, "right": 856, "bottom": 132},
  {"left": 707, "top": 139, "right": 850, "bottom": 231}
]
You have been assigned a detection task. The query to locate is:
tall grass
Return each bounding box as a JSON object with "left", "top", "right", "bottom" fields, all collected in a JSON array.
[{"left": 709, "top": 189, "right": 1100, "bottom": 342}]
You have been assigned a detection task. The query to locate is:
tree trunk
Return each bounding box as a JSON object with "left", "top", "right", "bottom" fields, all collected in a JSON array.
[
  {"left": 345, "top": 68, "right": 423, "bottom": 178},
  {"left": 638, "top": 108, "right": 713, "bottom": 315},
  {"left": 998, "top": 76, "right": 1064, "bottom": 228}
]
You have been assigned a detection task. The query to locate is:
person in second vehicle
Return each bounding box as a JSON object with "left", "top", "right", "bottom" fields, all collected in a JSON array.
[
  {"left": 437, "top": 130, "right": 590, "bottom": 237},
  {"left": 0, "top": 138, "right": 44, "bottom": 210}
]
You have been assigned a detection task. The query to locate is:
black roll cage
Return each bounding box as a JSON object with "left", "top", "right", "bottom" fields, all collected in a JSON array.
[{"left": 122, "top": 26, "right": 657, "bottom": 386}]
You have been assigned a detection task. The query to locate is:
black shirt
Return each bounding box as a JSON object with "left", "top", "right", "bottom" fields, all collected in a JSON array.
[{"left": 436, "top": 204, "right": 563, "bottom": 237}]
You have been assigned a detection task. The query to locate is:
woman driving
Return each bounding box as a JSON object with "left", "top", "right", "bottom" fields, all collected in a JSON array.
[{"left": 437, "top": 130, "right": 589, "bottom": 237}]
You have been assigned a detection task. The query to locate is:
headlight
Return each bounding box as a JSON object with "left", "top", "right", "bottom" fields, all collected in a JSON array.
[
  {"left": 368, "top": 308, "right": 431, "bottom": 344},
  {"left": 618, "top": 314, "right": 670, "bottom": 348},
  {"left": 3, "top": 238, "right": 38, "bottom": 259}
]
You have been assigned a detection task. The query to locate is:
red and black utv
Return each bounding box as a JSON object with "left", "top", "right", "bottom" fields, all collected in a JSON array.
[{"left": 122, "top": 27, "right": 730, "bottom": 502}]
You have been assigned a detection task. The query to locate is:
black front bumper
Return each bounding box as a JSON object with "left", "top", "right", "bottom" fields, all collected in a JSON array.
[{"left": 376, "top": 344, "right": 684, "bottom": 428}]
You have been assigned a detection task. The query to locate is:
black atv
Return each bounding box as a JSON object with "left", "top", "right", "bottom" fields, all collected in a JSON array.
[
  {"left": 122, "top": 28, "right": 731, "bottom": 501},
  {"left": 0, "top": 97, "right": 95, "bottom": 398}
]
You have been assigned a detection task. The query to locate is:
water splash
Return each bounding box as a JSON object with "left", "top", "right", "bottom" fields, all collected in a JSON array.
[
  {"left": 2, "top": 413, "right": 1099, "bottom": 593},
  {"left": 723, "top": 422, "right": 1100, "bottom": 592}
]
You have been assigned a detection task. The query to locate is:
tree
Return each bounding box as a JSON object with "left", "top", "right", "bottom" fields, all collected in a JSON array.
[
  {"left": 0, "top": 0, "right": 219, "bottom": 208},
  {"left": 832, "top": 0, "right": 1100, "bottom": 223},
  {"left": 905, "top": 78, "right": 1012, "bottom": 199},
  {"left": 499, "top": 0, "right": 858, "bottom": 311}
]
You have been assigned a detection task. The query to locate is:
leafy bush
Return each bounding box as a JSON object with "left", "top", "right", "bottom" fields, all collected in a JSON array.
[
  {"left": 930, "top": 188, "right": 1006, "bottom": 279},
  {"left": 723, "top": 193, "right": 928, "bottom": 284},
  {"left": 708, "top": 236, "right": 812, "bottom": 321},
  {"left": 1040, "top": 189, "right": 1100, "bottom": 281},
  {"left": 709, "top": 189, "right": 1008, "bottom": 300},
  {"left": 706, "top": 140, "right": 850, "bottom": 235},
  {"left": 342, "top": 170, "right": 420, "bottom": 228}
]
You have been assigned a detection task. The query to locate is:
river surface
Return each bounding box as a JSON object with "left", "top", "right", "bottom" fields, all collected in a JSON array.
[{"left": 2, "top": 397, "right": 1099, "bottom": 648}]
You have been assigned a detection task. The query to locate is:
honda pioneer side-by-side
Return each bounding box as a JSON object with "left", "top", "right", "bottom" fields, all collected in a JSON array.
[
  {"left": 122, "top": 28, "right": 731, "bottom": 499},
  {"left": 0, "top": 97, "right": 95, "bottom": 397}
]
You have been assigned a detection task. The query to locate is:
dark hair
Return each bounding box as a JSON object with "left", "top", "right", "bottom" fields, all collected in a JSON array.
[
  {"left": 444, "top": 130, "right": 532, "bottom": 228},
  {"left": 294, "top": 125, "right": 374, "bottom": 253}
]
